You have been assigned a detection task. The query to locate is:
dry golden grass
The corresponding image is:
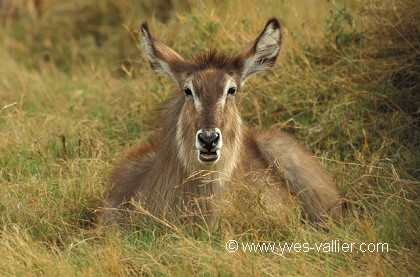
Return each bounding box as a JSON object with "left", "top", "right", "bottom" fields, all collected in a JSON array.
[{"left": 0, "top": 0, "right": 418, "bottom": 275}]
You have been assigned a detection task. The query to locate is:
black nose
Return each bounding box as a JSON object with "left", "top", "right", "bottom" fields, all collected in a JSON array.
[{"left": 197, "top": 130, "right": 220, "bottom": 151}]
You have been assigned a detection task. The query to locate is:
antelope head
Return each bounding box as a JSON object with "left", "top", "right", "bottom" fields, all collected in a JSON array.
[{"left": 140, "top": 18, "right": 282, "bottom": 173}]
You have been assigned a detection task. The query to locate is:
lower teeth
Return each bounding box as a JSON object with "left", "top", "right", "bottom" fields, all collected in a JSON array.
[{"left": 201, "top": 152, "right": 217, "bottom": 159}]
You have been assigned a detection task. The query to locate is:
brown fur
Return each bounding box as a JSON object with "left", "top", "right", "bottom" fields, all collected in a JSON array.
[{"left": 99, "top": 18, "right": 342, "bottom": 225}]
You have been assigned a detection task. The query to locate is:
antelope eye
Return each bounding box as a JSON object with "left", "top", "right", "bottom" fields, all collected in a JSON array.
[
  {"left": 184, "top": 88, "right": 193, "bottom": 96},
  {"left": 227, "top": 87, "right": 236, "bottom": 95}
]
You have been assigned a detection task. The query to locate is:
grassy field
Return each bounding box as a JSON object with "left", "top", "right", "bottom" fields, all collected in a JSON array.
[{"left": 0, "top": 0, "right": 419, "bottom": 275}]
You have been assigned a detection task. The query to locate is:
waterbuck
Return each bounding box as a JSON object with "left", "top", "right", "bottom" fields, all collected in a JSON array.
[{"left": 100, "top": 18, "right": 342, "bottom": 225}]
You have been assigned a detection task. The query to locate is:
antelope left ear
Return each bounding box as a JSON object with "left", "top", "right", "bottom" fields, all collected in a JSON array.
[
  {"left": 240, "top": 18, "right": 282, "bottom": 84},
  {"left": 140, "top": 23, "right": 185, "bottom": 81}
]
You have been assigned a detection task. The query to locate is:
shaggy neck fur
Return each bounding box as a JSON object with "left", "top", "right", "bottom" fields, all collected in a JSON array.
[{"left": 150, "top": 91, "right": 242, "bottom": 220}]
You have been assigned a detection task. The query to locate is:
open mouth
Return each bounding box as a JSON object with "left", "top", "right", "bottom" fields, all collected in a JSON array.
[{"left": 199, "top": 151, "right": 219, "bottom": 162}]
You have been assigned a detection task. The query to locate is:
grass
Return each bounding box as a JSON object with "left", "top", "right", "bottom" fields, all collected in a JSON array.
[{"left": 0, "top": 0, "right": 419, "bottom": 275}]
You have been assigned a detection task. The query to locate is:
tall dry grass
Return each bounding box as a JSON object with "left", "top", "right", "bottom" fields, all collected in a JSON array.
[{"left": 0, "top": 0, "right": 418, "bottom": 275}]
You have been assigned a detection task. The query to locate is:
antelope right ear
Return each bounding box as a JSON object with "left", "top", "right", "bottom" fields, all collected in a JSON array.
[
  {"left": 140, "top": 23, "right": 185, "bottom": 81},
  {"left": 239, "top": 18, "right": 282, "bottom": 84}
]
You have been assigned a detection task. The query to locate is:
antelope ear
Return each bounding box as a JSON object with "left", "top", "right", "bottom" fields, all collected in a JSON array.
[
  {"left": 240, "top": 18, "right": 282, "bottom": 83},
  {"left": 140, "top": 23, "right": 185, "bottom": 80}
]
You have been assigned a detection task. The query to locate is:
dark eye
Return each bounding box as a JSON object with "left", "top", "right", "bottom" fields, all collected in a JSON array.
[
  {"left": 184, "top": 88, "right": 192, "bottom": 96},
  {"left": 228, "top": 87, "right": 236, "bottom": 95}
]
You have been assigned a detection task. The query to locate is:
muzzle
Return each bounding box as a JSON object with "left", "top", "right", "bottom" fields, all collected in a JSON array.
[{"left": 196, "top": 128, "right": 223, "bottom": 163}]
